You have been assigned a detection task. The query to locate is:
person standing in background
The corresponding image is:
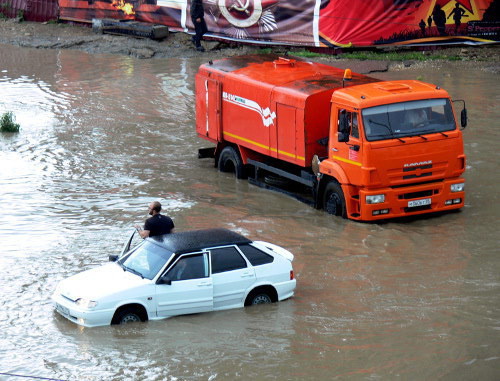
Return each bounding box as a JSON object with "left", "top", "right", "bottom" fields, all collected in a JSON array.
[{"left": 191, "top": 0, "right": 208, "bottom": 52}]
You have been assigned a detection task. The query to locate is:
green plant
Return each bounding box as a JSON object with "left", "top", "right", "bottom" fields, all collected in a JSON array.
[
  {"left": 16, "top": 9, "right": 24, "bottom": 21},
  {"left": 0, "top": 3, "right": 9, "bottom": 19},
  {"left": 1, "top": 111, "right": 21, "bottom": 132}
]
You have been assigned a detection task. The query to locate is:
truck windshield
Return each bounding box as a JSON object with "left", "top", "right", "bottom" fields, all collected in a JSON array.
[{"left": 362, "top": 99, "right": 456, "bottom": 141}]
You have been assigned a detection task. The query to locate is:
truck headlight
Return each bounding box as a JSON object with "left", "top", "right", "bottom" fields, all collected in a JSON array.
[
  {"left": 366, "top": 194, "right": 385, "bottom": 204},
  {"left": 76, "top": 298, "right": 98, "bottom": 309},
  {"left": 451, "top": 183, "right": 465, "bottom": 192}
]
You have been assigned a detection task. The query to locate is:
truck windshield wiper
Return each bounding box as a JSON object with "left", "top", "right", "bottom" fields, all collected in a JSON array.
[
  {"left": 122, "top": 264, "right": 144, "bottom": 279},
  {"left": 408, "top": 134, "right": 428, "bottom": 140},
  {"left": 369, "top": 119, "right": 406, "bottom": 143}
]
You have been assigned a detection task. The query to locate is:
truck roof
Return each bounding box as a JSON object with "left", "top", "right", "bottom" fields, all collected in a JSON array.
[
  {"left": 200, "top": 54, "right": 379, "bottom": 97},
  {"left": 332, "top": 80, "right": 452, "bottom": 109}
]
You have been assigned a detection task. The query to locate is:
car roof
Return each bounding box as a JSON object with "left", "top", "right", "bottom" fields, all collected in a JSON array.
[{"left": 148, "top": 228, "right": 252, "bottom": 254}]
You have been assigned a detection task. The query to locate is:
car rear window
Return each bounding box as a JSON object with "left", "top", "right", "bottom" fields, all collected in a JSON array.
[
  {"left": 239, "top": 244, "right": 274, "bottom": 266},
  {"left": 211, "top": 246, "right": 247, "bottom": 274}
]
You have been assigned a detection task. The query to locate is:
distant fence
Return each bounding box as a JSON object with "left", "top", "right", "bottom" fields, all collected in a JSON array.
[{"left": 1, "top": 0, "right": 58, "bottom": 22}]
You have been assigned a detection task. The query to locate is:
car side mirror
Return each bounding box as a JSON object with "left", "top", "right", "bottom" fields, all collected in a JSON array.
[
  {"left": 460, "top": 108, "right": 467, "bottom": 129},
  {"left": 109, "top": 254, "right": 119, "bottom": 262},
  {"left": 157, "top": 276, "right": 172, "bottom": 285}
]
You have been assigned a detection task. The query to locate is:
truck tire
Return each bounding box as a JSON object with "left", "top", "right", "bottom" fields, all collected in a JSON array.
[
  {"left": 323, "top": 181, "right": 347, "bottom": 218},
  {"left": 218, "top": 146, "right": 246, "bottom": 179}
]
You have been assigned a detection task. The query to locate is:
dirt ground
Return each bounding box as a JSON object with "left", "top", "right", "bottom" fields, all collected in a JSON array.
[{"left": 0, "top": 19, "right": 499, "bottom": 73}]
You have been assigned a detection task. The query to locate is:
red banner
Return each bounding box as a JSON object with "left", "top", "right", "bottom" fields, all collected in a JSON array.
[{"left": 58, "top": 0, "right": 499, "bottom": 47}]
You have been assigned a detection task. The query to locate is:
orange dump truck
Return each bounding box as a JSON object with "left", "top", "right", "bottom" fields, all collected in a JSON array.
[{"left": 195, "top": 54, "right": 468, "bottom": 221}]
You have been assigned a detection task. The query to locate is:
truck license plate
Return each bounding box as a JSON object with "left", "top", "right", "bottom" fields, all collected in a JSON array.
[
  {"left": 56, "top": 303, "right": 70, "bottom": 316},
  {"left": 408, "top": 198, "right": 431, "bottom": 208}
]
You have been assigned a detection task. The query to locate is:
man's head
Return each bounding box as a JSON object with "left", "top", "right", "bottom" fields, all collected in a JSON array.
[{"left": 148, "top": 201, "right": 162, "bottom": 216}]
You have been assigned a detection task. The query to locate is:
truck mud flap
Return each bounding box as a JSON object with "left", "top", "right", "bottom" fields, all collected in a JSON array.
[{"left": 198, "top": 147, "right": 216, "bottom": 159}]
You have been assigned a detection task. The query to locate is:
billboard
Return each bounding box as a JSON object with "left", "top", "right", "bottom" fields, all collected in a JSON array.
[{"left": 58, "top": 0, "right": 500, "bottom": 47}]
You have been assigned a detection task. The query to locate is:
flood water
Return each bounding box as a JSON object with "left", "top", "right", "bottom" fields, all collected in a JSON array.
[{"left": 0, "top": 44, "right": 499, "bottom": 380}]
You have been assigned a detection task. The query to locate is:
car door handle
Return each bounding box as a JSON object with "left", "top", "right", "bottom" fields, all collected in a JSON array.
[
  {"left": 240, "top": 272, "right": 254, "bottom": 278},
  {"left": 197, "top": 281, "right": 212, "bottom": 287}
]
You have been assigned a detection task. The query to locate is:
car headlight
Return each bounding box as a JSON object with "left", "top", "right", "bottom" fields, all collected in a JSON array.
[
  {"left": 451, "top": 183, "right": 465, "bottom": 192},
  {"left": 366, "top": 194, "right": 385, "bottom": 204},
  {"left": 75, "top": 298, "right": 98, "bottom": 309}
]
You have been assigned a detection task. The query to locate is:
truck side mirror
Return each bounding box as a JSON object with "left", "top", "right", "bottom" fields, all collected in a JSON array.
[
  {"left": 460, "top": 108, "right": 467, "bottom": 129},
  {"left": 338, "top": 110, "right": 350, "bottom": 143}
]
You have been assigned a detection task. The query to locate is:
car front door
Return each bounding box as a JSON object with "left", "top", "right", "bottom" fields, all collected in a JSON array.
[
  {"left": 209, "top": 246, "right": 256, "bottom": 310},
  {"left": 155, "top": 252, "right": 213, "bottom": 318}
]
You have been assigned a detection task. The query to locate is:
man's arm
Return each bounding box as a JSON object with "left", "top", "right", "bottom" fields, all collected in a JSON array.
[{"left": 134, "top": 224, "right": 150, "bottom": 239}]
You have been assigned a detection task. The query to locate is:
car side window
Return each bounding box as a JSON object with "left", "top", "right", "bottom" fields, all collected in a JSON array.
[
  {"left": 238, "top": 244, "right": 274, "bottom": 266},
  {"left": 211, "top": 246, "right": 247, "bottom": 274},
  {"left": 166, "top": 253, "right": 208, "bottom": 281}
]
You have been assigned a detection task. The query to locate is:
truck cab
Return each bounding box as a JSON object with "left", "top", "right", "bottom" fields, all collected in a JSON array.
[{"left": 320, "top": 80, "right": 467, "bottom": 220}]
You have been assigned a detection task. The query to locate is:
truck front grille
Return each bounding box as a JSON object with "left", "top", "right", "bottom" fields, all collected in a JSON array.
[{"left": 398, "top": 189, "right": 436, "bottom": 200}]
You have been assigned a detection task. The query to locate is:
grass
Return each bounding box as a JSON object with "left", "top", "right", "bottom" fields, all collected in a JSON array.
[
  {"left": 1, "top": 111, "right": 21, "bottom": 132},
  {"left": 257, "top": 47, "right": 463, "bottom": 61},
  {"left": 294, "top": 49, "right": 462, "bottom": 61}
]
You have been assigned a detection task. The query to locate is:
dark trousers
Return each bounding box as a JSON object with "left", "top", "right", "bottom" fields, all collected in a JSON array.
[{"left": 192, "top": 18, "right": 208, "bottom": 47}]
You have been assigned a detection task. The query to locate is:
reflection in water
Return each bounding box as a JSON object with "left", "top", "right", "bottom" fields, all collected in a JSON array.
[{"left": 0, "top": 44, "right": 498, "bottom": 380}]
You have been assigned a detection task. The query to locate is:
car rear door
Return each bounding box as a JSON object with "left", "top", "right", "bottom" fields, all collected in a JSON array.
[
  {"left": 155, "top": 252, "right": 213, "bottom": 318},
  {"left": 209, "top": 246, "right": 256, "bottom": 310}
]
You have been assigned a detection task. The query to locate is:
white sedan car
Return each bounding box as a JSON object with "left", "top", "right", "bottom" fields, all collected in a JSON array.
[{"left": 52, "top": 228, "right": 296, "bottom": 327}]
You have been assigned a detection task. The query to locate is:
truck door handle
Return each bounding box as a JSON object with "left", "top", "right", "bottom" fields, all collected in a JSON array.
[{"left": 332, "top": 148, "right": 338, "bottom": 152}]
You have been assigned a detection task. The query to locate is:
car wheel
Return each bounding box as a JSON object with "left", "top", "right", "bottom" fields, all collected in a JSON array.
[
  {"left": 249, "top": 292, "right": 272, "bottom": 305},
  {"left": 218, "top": 146, "right": 246, "bottom": 179},
  {"left": 323, "top": 181, "right": 347, "bottom": 218},
  {"left": 114, "top": 309, "right": 142, "bottom": 325}
]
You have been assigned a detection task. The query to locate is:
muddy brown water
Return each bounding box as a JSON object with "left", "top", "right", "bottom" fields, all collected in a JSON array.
[{"left": 0, "top": 44, "right": 499, "bottom": 380}]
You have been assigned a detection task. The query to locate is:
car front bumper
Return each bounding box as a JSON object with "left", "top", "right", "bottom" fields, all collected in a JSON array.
[{"left": 52, "top": 293, "right": 113, "bottom": 328}]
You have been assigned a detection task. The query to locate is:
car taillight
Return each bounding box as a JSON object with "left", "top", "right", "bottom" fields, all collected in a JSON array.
[{"left": 290, "top": 270, "right": 294, "bottom": 280}]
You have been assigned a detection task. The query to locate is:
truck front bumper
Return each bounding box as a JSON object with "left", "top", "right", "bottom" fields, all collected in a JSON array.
[{"left": 354, "top": 178, "right": 465, "bottom": 221}]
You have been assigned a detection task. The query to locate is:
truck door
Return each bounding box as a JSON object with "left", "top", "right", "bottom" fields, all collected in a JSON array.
[
  {"left": 196, "top": 77, "right": 221, "bottom": 141},
  {"left": 276, "top": 103, "right": 297, "bottom": 161},
  {"left": 331, "top": 109, "right": 363, "bottom": 183}
]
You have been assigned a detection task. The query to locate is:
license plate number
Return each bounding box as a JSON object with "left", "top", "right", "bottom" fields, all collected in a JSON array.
[
  {"left": 408, "top": 198, "right": 431, "bottom": 208},
  {"left": 56, "top": 303, "right": 70, "bottom": 316}
]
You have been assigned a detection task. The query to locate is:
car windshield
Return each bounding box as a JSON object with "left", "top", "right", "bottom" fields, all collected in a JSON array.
[
  {"left": 118, "top": 241, "right": 174, "bottom": 280},
  {"left": 362, "top": 99, "right": 456, "bottom": 141}
]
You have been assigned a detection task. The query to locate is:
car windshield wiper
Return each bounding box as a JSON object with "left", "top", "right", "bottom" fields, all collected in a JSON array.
[{"left": 122, "top": 264, "right": 144, "bottom": 279}]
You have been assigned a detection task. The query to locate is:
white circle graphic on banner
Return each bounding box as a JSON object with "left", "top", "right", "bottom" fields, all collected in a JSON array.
[{"left": 218, "top": 0, "right": 263, "bottom": 28}]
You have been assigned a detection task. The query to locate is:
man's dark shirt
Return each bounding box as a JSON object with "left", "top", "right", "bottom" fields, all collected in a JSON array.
[{"left": 144, "top": 214, "right": 174, "bottom": 237}]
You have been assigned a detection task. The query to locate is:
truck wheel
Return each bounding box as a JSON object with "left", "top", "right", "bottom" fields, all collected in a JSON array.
[
  {"left": 218, "top": 146, "right": 246, "bottom": 179},
  {"left": 323, "top": 182, "right": 347, "bottom": 218}
]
